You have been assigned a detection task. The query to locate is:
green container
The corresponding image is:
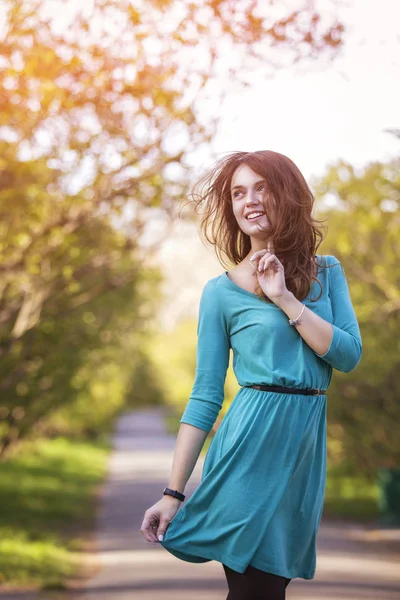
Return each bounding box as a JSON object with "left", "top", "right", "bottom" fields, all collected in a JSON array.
[{"left": 377, "top": 467, "right": 400, "bottom": 526}]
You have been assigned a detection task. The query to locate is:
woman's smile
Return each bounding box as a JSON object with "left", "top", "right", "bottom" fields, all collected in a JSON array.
[{"left": 246, "top": 211, "right": 266, "bottom": 221}]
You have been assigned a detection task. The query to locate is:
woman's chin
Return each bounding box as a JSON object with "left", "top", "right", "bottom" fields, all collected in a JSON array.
[{"left": 242, "top": 224, "right": 270, "bottom": 239}]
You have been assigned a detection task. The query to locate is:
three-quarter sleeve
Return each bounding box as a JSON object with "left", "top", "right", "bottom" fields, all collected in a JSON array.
[
  {"left": 180, "top": 278, "right": 230, "bottom": 433},
  {"left": 315, "top": 255, "right": 362, "bottom": 373}
]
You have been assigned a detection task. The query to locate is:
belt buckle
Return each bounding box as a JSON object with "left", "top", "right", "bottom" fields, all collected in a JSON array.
[{"left": 311, "top": 388, "right": 320, "bottom": 395}]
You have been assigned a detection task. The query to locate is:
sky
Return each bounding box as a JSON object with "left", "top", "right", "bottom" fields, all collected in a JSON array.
[
  {"left": 210, "top": 0, "right": 400, "bottom": 182},
  {"left": 36, "top": 0, "right": 400, "bottom": 186}
]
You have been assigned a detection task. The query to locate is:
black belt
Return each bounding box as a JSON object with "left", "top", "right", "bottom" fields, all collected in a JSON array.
[{"left": 244, "top": 384, "right": 326, "bottom": 396}]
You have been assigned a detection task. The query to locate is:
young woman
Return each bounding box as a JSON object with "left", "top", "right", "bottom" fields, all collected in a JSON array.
[{"left": 140, "top": 150, "right": 362, "bottom": 599}]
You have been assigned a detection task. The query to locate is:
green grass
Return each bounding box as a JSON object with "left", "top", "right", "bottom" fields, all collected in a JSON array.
[{"left": 0, "top": 436, "right": 111, "bottom": 589}]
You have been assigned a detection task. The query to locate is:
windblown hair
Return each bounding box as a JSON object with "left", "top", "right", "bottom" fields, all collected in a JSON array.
[{"left": 189, "top": 150, "right": 331, "bottom": 303}]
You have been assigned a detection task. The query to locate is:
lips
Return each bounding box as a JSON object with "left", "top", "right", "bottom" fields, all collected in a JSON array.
[{"left": 246, "top": 211, "right": 265, "bottom": 220}]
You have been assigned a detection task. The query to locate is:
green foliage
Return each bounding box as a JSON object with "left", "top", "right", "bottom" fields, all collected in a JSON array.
[
  {"left": 125, "top": 342, "right": 167, "bottom": 409},
  {"left": 40, "top": 270, "right": 166, "bottom": 440},
  {"left": 312, "top": 156, "right": 400, "bottom": 477},
  {"left": 0, "top": 0, "right": 345, "bottom": 455},
  {"left": 0, "top": 253, "right": 163, "bottom": 452},
  {"left": 0, "top": 436, "right": 109, "bottom": 588},
  {"left": 323, "top": 465, "right": 379, "bottom": 521}
]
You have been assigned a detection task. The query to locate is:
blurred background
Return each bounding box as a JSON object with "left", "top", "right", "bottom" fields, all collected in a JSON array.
[{"left": 0, "top": 0, "right": 399, "bottom": 596}]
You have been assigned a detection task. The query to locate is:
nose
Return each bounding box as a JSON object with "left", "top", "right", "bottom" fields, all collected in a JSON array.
[{"left": 245, "top": 189, "right": 261, "bottom": 206}]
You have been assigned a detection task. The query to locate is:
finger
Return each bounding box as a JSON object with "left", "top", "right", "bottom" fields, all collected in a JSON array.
[
  {"left": 142, "top": 524, "right": 158, "bottom": 543},
  {"left": 157, "top": 518, "right": 171, "bottom": 542},
  {"left": 140, "top": 525, "right": 157, "bottom": 543},
  {"left": 260, "top": 255, "right": 280, "bottom": 272},
  {"left": 258, "top": 254, "right": 272, "bottom": 272},
  {"left": 249, "top": 249, "right": 267, "bottom": 262},
  {"left": 140, "top": 515, "right": 159, "bottom": 543},
  {"left": 258, "top": 252, "right": 272, "bottom": 271}
]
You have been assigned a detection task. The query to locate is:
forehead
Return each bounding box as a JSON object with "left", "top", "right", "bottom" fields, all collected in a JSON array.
[{"left": 231, "top": 164, "right": 264, "bottom": 188}]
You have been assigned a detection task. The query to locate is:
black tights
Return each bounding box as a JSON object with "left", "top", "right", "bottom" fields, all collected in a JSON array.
[{"left": 223, "top": 564, "right": 291, "bottom": 600}]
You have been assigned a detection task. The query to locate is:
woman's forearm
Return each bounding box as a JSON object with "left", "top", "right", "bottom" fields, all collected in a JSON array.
[
  {"left": 167, "top": 422, "right": 209, "bottom": 493},
  {"left": 273, "top": 291, "right": 333, "bottom": 356}
]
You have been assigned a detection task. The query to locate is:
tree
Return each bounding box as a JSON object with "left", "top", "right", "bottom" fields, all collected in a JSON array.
[
  {"left": 312, "top": 153, "right": 400, "bottom": 477},
  {"left": 0, "top": 0, "right": 346, "bottom": 454}
]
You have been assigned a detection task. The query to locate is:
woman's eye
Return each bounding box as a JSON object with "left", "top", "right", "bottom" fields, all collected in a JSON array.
[{"left": 232, "top": 184, "right": 265, "bottom": 199}]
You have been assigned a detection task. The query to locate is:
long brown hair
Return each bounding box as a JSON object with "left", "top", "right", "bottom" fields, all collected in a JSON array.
[{"left": 189, "top": 150, "right": 331, "bottom": 303}]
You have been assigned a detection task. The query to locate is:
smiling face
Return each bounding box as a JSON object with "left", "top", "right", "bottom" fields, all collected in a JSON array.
[{"left": 230, "top": 164, "right": 271, "bottom": 240}]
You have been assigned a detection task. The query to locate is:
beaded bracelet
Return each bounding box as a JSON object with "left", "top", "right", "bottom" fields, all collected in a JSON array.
[{"left": 288, "top": 304, "right": 305, "bottom": 328}]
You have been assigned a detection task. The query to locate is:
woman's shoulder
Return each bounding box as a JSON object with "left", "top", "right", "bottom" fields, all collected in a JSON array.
[
  {"left": 316, "top": 254, "right": 342, "bottom": 272},
  {"left": 200, "top": 273, "right": 227, "bottom": 300},
  {"left": 316, "top": 255, "right": 347, "bottom": 294},
  {"left": 197, "top": 275, "right": 230, "bottom": 325},
  {"left": 316, "top": 253, "right": 339, "bottom": 264}
]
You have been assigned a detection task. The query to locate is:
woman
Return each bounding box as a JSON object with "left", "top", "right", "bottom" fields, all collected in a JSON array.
[{"left": 140, "top": 150, "right": 362, "bottom": 599}]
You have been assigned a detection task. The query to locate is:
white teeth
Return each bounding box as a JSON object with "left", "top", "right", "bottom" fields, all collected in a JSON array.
[{"left": 247, "top": 212, "right": 264, "bottom": 220}]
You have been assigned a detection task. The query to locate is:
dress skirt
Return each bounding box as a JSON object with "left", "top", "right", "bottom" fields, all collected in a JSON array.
[{"left": 159, "top": 386, "right": 327, "bottom": 580}]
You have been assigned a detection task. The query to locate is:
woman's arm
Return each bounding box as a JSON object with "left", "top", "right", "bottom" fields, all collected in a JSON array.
[
  {"left": 274, "top": 256, "right": 362, "bottom": 373},
  {"left": 141, "top": 423, "right": 208, "bottom": 543},
  {"left": 166, "top": 422, "right": 209, "bottom": 493},
  {"left": 140, "top": 278, "right": 230, "bottom": 544},
  {"left": 167, "top": 278, "right": 230, "bottom": 489},
  {"left": 179, "top": 278, "right": 231, "bottom": 431}
]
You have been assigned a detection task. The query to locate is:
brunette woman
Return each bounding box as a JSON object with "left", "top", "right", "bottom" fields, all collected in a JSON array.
[{"left": 140, "top": 150, "right": 362, "bottom": 599}]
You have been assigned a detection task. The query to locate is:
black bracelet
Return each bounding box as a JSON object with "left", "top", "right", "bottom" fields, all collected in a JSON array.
[{"left": 163, "top": 487, "right": 185, "bottom": 502}]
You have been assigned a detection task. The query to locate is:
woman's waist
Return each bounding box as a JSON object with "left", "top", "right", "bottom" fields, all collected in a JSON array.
[{"left": 241, "top": 383, "right": 327, "bottom": 396}]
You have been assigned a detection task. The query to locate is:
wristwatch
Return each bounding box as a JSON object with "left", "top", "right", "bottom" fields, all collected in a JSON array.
[{"left": 163, "top": 487, "right": 185, "bottom": 502}]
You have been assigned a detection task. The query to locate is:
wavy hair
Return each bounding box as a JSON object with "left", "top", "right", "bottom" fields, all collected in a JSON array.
[{"left": 189, "top": 150, "right": 331, "bottom": 303}]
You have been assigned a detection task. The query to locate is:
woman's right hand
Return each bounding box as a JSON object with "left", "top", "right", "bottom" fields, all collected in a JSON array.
[{"left": 140, "top": 495, "right": 182, "bottom": 543}]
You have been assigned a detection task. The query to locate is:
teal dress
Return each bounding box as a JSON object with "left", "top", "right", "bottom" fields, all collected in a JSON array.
[{"left": 159, "top": 255, "right": 362, "bottom": 580}]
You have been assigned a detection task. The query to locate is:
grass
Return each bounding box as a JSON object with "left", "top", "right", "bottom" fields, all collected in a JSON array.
[
  {"left": 0, "top": 435, "right": 111, "bottom": 590},
  {"left": 164, "top": 410, "right": 380, "bottom": 522}
]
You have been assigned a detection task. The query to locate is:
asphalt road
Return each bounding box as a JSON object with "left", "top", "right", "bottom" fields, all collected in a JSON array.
[{"left": 3, "top": 408, "right": 399, "bottom": 600}]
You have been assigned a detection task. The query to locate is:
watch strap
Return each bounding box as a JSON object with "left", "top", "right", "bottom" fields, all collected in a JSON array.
[{"left": 163, "top": 487, "right": 185, "bottom": 502}]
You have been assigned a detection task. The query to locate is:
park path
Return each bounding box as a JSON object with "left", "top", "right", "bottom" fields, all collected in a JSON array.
[{"left": 2, "top": 408, "right": 399, "bottom": 600}]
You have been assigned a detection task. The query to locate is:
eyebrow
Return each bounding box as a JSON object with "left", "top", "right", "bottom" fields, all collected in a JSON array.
[{"left": 231, "top": 179, "right": 266, "bottom": 192}]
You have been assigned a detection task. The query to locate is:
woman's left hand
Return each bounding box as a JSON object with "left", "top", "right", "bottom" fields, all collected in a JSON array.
[{"left": 249, "top": 241, "right": 289, "bottom": 303}]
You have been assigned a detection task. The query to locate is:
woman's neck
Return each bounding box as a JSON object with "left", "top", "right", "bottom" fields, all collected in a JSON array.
[{"left": 248, "top": 236, "right": 271, "bottom": 256}]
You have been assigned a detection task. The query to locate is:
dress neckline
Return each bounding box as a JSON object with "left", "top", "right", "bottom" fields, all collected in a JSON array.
[
  {"left": 222, "top": 255, "right": 322, "bottom": 301},
  {"left": 223, "top": 271, "right": 278, "bottom": 303}
]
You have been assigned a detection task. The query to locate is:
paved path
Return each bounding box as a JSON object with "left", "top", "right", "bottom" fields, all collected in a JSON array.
[{"left": 2, "top": 408, "right": 399, "bottom": 600}]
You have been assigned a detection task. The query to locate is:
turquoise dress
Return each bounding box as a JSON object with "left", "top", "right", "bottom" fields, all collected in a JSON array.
[{"left": 159, "top": 255, "right": 362, "bottom": 580}]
